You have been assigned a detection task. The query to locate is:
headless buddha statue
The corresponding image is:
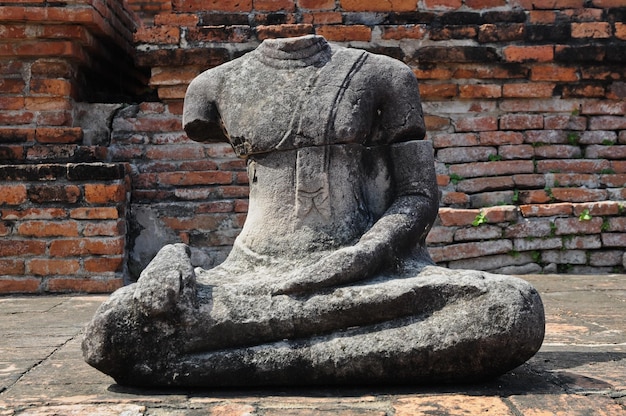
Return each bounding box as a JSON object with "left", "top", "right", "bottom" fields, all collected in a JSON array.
[{"left": 83, "top": 35, "right": 545, "bottom": 387}]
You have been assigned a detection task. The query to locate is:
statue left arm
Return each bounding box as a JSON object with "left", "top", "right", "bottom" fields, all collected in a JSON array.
[{"left": 275, "top": 139, "right": 439, "bottom": 295}]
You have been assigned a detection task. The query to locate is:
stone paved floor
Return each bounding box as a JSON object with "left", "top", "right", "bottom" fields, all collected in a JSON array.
[{"left": 0, "top": 274, "right": 624, "bottom": 415}]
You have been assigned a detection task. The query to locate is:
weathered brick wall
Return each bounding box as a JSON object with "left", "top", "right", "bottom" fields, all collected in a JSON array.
[
  {"left": 1, "top": 0, "right": 625, "bottom": 293},
  {"left": 0, "top": 1, "right": 141, "bottom": 292},
  {"left": 125, "top": 0, "right": 626, "bottom": 276}
]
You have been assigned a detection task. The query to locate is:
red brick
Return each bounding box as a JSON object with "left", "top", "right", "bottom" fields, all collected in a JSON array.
[
  {"left": 340, "top": 0, "right": 416, "bottom": 11},
  {"left": 589, "top": 116, "right": 626, "bottom": 130},
  {"left": 586, "top": 145, "right": 626, "bottom": 160},
  {"left": 173, "top": 0, "right": 253, "bottom": 12},
  {"left": 456, "top": 176, "right": 514, "bottom": 193},
  {"left": 0, "top": 184, "right": 27, "bottom": 205},
  {"left": 438, "top": 173, "right": 450, "bottom": 186},
  {"left": 134, "top": 26, "right": 180, "bottom": 44},
  {"left": 84, "top": 257, "right": 125, "bottom": 273},
  {"left": 157, "top": 171, "right": 233, "bottom": 186},
  {"left": 608, "top": 217, "right": 626, "bottom": 232},
  {"left": 555, "top": 217, "right": 603, "bottom": 235},
  {"left": 564, "top": 236, "right": 602, "bottom": 250},
  {"left": 431, "top": 133, "right": 479, "bottom": 148},
  {"left": 563, "top": 84, "right": 605, "bottom": 98},
  {"left": 536, "top": 159, "right": 610, "bottom": 174},
  {"left": 441, "top": 191, "right": 470, "bottom": 205},
  {"left": 438, "top": 208, "right": 481, "bottom": 226},
  {"left": 162, "top": 213, "right": 230, "bottom": 231},
  {"left": 157, "top": 85, "right": 188, "bottom": 100},
  {"left": 544, "top": 115, "right": 586, "bottom": 130},
  {"left": 0, "top": 111, "right": 33, "bottom": 125},
  {"left": 69, "top": 207, "right": 119, "bottom": 220},
  {"left": 534, "top": 145, "right": 581, "bottom": 159},
  {"left": 381, "top": 25, "right": 426, "bottom": 40},
  {"left": 46, "top": 277, "right": 124, "bottom": 293},
  {"left": 28, "top": 258, "right": 80, "bottom": 276},
  {"left": 49, "top": 237, "right": 125, "bottom": 256},
  {"left": 154, "top": 12, "right": 199, "bottom": 26},
  {"left": 0, "top": 97, "right": 25, "bottom": 110},
  {"left": 25, "top": 97, "right": 72, "bottom": 111},
  {"left": 513, "top": 174, "right": 545, "bottom": 188},
  {"left": 17, "top": 220, "right": 79, "bottom": 238},
  {"left": 429, "top": 240, "right": 512, "bottom": 263},
  {"left": 465, "top": 0, "right": 505, "bottom": 6},
  {"left": 532, "top": 0, "right": 583, "bottom": 8},
  {"left": 518, "top": 190, "right": 553, "bottom": 204},
  {"left": 83, "top": 221, "right": 124, "bottom": 237},
  {"left": 449, "top": 160, "right": 534, "bottom": 179},
  {"left": 520, "top": 203, "right": 572, "bottom": 217},
  {"left": 30, "top": 79, "right": 74, "bottom": 97},
  {"left": 145, "top": 144, "right": 204, "bottom": 160},
  {"left": 454, "top": 224, "right": 502, "bottom": 241},
  {"left": 573, "top": 201, "right": 622, "bottom": 217},
  {"left": 611, "top": 161, "right": 626, "bottom": 173},
  {"left": 254, "top": 0, "right": 296, "bottom": 11},
  {"left": 525, "top": 129, "right": 567, "bottom": 144},
  {"left": 257, "top": 24, "right": 314, "bottom": 39},
  {"left": 589, "top": 250, "right": 622, "bottom": 266},
  {"left": 28, "top": 185, "right": 81, "bottom": 204},
  {"left": 316, "top": 25, "right": 371, "bottom": 41},
  {"left": 513, "top": 237, "right": 562, "bottom": 251},
  {"left": 0, "top": 259, "right": 25, "bottom": 275},
  {"left": 531, "top": 65, "right": 578, "bottom": 82},
  {"left": 600, "top": 174, "right": 626, "bottom": 187},
  {"left": 429, "top": 26, "right": 477, "bottom": 41},
  {"left": 298, "top": 0, "right": 336, "bottom": 9},
  {"left": 424, "top": 115, "right": 451, "bottom": 131},
  {"left": 0, "top": 78, "right": 26, "bottom": 94},
  {"left": 453, "top": 116, "right": 497, "bottom": 132},
  {"left": 601, "top": 233, "right": 626, "bottom": 247},
  {"left": 616, "top": 22, "right": 626, "bottom": 40},
  {"left": 503, "top": 45, "right": 553, "bottom": 62},
  {"left": 84, "top": 184, "right": 126, "bottom": 204},
  {"left": 500, "top": 114, "right": 543, "bottom": 130},
  {"left": 426, "top": 226, "right": 454, "bottom": 244},
  {"left": 301, "top": 11, "right": 343, "bottom": 24},
  {"left": 150, "top": 67, "right": 201, "bottom": 86},
  {"left": 529, "top": 10, "right": 556, "bottom": 23},
  {"left": 551, "top": 188, "right": 608, "bottom": 203},
  {"left": 503, "top": 83, "right": 555, "bottom": 98},
  {"left": 454, "top": 65, "right": 527, "bottom": 80},
  {"left": 30, "top": 59, "right": 74, "bottom": 78},
  {"left": 35, "top": 127, "right": 82, "bottom": 144},
  {"left": 459, "top": 84, "right": 501, "bottom": 99},
  {"left": 0, "top": 240, "right": 46, "bottom": 257},
  {"left": 414, "top": 67, "right": 454, "bottom": 80},
  {"left": 571, "top": 22, "right": 611, "bottom": 39},
  {"left": 0, "top": 277, "right": 40, "bottom": 293},
  {"left": 234, "top": 199, "right": 249, "bottom": 213},
  {"left": 419, "top": 83, "right": 457, "bottom": 99},
  {"left": 504, "top": 219, "right": 553, "bottom": 238},
  {"left": 553, "top": 173, "right": 598, "bottom": 188},
  {"left": 479, "top": 131, "right": 524, "bottom": 145},
  {"left": 423, "top": 0, "right": 462, "bottom": 8},
  {"left": 438, "top": 146, "right": 496, "bottom": 164},
  {"left": 499, "top": 144, "right": 534, "bottom": 160},
  {"left": 582, "top": 100, "right": 626, "bottom": 116}
]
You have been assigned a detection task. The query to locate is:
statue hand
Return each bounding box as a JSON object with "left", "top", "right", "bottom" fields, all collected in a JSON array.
[{"left": 273, "top": 244, "right": 380, "bottom": 295}]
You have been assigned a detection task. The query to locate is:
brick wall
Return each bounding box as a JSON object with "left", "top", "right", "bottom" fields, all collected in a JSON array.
[
  {"left": 1, "top": 0, "right": 625, "bottom": 292},
  {"left": 0, "top": 1, "right": 141, "bottom": 292}
]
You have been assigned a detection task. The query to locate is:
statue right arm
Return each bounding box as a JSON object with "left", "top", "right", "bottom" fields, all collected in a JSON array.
[{"left": 183, "top": 71, "right": 229, "bottom": 143}]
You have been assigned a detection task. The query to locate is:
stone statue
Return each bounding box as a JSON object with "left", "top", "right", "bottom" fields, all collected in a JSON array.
[{"left": 83, "top": 35, "right": 545, "bottom": 387}]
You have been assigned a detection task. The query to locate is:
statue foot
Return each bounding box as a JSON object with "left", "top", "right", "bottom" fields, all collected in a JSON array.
[{"left": 133, "top": 243, "right": 198, "bottom": 316}]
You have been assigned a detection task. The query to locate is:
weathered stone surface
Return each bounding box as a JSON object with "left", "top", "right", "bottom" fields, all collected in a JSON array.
[{"left": 83, "top": 35, "right": 544, "bottom": 387}]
